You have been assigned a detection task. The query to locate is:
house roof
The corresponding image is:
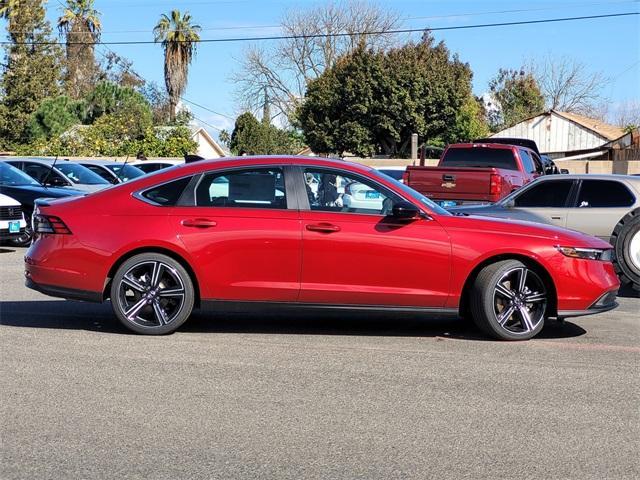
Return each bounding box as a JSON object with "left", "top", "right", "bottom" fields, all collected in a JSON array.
[
  {"left": 189, "top": 126, "right": 227, "bottom": 157},
  {"left": 551, "top": 110, "right": 625, "bottom": 141}
]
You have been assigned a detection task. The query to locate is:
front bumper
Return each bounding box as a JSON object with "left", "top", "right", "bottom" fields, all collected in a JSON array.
[{"left": 557, "top": 289, "right": 619, "bottom": 318}]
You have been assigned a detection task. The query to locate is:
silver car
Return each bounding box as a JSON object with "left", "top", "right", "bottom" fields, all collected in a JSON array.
[{"left": 449, "top": 174, "right": 640, "bottom": 291}]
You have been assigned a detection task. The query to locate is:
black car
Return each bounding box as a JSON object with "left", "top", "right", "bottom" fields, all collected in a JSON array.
[{"left": 0, "top": 162, "right": 84, "bottom": 246}]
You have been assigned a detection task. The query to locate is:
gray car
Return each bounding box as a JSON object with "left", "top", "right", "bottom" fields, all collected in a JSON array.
[
  {"left": 78, "top": 159, "right": 145, "bottom": 184},
  {"left": 449, "top": 174, "right": 640, "bottom": 290},
  {"left": 2, "top": 158, "right": 110, "bottom": 193}
]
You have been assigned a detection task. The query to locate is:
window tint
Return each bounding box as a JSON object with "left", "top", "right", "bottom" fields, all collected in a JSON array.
[
  {"left": 576, "top": 180, "right": 635, "bottom": 208},
  {"left": 514, "top": 180, "right": 573, "bottom": 207},
  {"left": 0, "top": 162, "right": 39, "bottom": 186},
  {"left": 441, "top": 147, "right": 518, "bottom": 170},
  {"left": 84, "top": 164, "right": 116, "bottom": 183},
  {"left": 142, "top": 176, "right": 192, "bottom": 206},
  {"left": 57, "top": 163, "right": 109, "bottom": 185},
  {"left": 23, "top": 163, "right": 67, "bottom": 185},
  {"left": 137, "top": 163, "right": 168, "bottom": 174},
  {"left": 195, "top": 168, "right": 286, "bottom": 209},
  {"left": 304, "top": 169, "right": 400, "bottom": 215},
  {"left": 519, "top": 150, "right": 536, "bottom": 174}
]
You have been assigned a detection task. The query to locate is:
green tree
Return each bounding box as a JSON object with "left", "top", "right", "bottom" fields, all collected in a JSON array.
[
  {"left": 27, "top": 95, "right": 84, "bottom": 140},
  {"left": 153, "top": 10, "right": 201, "bottom": 121},
  {"left": 58, "top": 0, "right": 102, "bottom": 99},
  {"left": 297, "top": 35, "right": 474, "bottom": 157},
  {"left": 229, "top": 112, "right": 302, "bottom": 155},
  {"left": 449, "top": 96, "right": 489, "bottom": 143},
  {"left": 488, "top": 68, "right": 544, "bottom": 131},
  {"left": 83, "top": 81, "right": 151, "bottom": 124},
  {"left": 0, "top": 0, "right": 62, "bottom": 148}
]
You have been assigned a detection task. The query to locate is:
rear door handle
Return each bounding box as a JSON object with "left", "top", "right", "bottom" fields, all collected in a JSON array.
[
  {"left": 306, "top": 223, "right": 341, "bottom": 233},
  {"left": 181, "top": 218, "right": 217, "bottom": 228},
  {"left": 551, "top": 216, "right": 562, "bottom": 220}
]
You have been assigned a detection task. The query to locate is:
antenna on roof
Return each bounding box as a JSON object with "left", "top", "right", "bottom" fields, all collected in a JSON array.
[{"left": 41, "top": 155, "right": 58, "bottom": 188}]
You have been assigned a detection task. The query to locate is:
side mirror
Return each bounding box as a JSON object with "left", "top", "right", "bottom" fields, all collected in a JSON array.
[
  {"left": 392, "top": 201, "right": 421, "bottom": 220},
  {"left": 504, "top": 199, "right": 515, "bottom": 209},
  {"left": 560, "top": 169, "right": 569, "bottom": 174}
]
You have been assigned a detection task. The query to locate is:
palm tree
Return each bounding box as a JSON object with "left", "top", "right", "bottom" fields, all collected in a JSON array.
[
  {"left": 153, "top": 10, "right": 201, "bottom": 121},
  {"left": 58, "top": 0, "right": 102, "bottom": 98}
]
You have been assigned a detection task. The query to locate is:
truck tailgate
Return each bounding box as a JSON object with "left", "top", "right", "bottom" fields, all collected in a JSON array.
[{"left": 405, "top": 166, "right": 498, "bottom": 202}]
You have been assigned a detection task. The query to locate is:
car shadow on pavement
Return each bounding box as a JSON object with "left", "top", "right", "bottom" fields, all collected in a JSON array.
[{"left": 0, "top": 300, "right": 586, "bottom": 340}]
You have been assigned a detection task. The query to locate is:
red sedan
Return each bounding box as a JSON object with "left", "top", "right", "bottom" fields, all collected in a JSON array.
[{"left": 24, "top": 156, "right": 619, "bottom": 340}]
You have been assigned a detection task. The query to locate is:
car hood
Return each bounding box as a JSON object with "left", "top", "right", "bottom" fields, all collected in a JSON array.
[
  {"left": 0, "top": 184, "right": 85, "bottom": 197},
  {"left": 437, "top": 213, "right": 612, "bottom": 249},
  {"left": 0, "top": 192, "right": 21, "bottom": 206}
]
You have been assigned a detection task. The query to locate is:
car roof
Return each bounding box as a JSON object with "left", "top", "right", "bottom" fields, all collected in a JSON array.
[{"left": 535, "top": 173, "right": 640, "bottom": 182}]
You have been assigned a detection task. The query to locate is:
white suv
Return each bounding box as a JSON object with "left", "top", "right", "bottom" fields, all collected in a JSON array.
[{"left": 0, "top": 193, "right": 26, "bottom": 242}]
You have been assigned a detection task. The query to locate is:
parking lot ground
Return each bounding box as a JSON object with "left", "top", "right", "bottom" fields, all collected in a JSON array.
[{"left": 1, "top": 246, "right": 639, "bottom": 479}]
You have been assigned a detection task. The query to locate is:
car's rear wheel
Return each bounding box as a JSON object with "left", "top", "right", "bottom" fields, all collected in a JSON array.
[
  {"left": 470, "top": 260, "right": 548, "bottom": 340},
  {"left": 611, "top": 209, "right": 640, "bottom": 291},
  {"left": 110, "top": 253, "right": 195, "bottom": 335}
]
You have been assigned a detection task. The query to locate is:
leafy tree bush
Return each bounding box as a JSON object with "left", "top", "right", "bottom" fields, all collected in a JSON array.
[
  {"left": 27, "top": 95, "right": 85, "bottom": 140},
  {"left": 229, "top": 112, "right": 303, "bottom": 155},
  {"left": 296, "top": 34, "right": 479, "bottom": 157},
  {"left": 487, "top": 68, "right": 544, "bottom": 131}
]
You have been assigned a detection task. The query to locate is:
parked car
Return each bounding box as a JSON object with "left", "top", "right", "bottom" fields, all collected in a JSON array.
[
  {"left": 2, "top": 158, "right": 110, "bottom": 193},
  {"left": 25, "top": 156, "right": 619, "bottom": 340},
  {"left": 403, "top": 143, "right": 544, "bottom": 207},
  {"left": 0, "top": 193, "right": 26, "bottom": 242},
  {"left": 0, "top": 162, "right": 84, "bottom": 246},
  {"left": 449, "top": 174, "right": 640, "bottom": 291},
  {"left": 78, "top": 160, "right": 145, "bottom": 184},
  {"left": 376, "top": 166, "right": 407, "bottom": 183},
  {"left": 130, "top": 159, "right": 184, "bottom": 174}
]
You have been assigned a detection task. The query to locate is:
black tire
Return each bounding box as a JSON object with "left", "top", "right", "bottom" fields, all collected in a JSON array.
[
  {"left": 610, "top": 208, "right": 640, "bottom": 291},
  {"left": 470, "top": 260, "right": 549, "bottom": 341},
  {"left": 110, "top": 253, "right": 195, "bottom": 335}
]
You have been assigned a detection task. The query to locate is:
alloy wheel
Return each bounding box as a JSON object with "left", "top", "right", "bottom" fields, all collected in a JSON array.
[
  {"left": 629, "top": 229, "right": 640, "bottom": 272},
  {"left": 492, "top": 267, "right": 547, "bottom": 335},
  {"left": 117, "top": 260, "right": 186, "bottom": 328}
]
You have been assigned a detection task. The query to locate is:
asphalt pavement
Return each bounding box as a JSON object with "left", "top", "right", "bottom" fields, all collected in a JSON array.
[{"left": 1, "top": 246, "right": 639, "bottom": 479}]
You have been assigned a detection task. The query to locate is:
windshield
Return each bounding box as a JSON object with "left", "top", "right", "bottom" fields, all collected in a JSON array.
[
  {"left": 107, "top": 164, "right": 145, "bottom": 182},
  {"left": 0, "top": 162, "right": 40, "bottom": 186},
  {"left": 369, "top": 169, "right": 450, "bottom": 216},
  {"left": 441, "top": 148, "right": 518, "bottom": 170},
  {"left": 56, "top": 163, "right": 110, "bottom": 185}
]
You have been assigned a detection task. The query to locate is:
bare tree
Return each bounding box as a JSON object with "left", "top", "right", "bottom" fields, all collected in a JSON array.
[
  {"left": 232, "top": 0, "right": 400, "bottom": 123},
  {"left": 612, "top": 100, "right": 640, "bottom": 129},
  {"left": 533, "top": 55, "right": 609, "bottom": 116}
]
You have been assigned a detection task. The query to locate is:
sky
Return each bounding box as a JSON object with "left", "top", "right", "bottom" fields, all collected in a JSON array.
[{"left": 10, "top": 0, "right": 640, "bottom": 138}]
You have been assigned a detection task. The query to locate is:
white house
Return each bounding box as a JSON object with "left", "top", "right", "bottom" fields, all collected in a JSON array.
[
  {"left": 189, "top": 126, "right": 227, "bottom": 158},
  {"left": 492, "top": 110, "right": 626, "bottom": 158}
]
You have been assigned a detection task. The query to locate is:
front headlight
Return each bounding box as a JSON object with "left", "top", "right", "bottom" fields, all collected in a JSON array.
[{"left": 556, "top": 246, "right": 613, "bottom": 261}]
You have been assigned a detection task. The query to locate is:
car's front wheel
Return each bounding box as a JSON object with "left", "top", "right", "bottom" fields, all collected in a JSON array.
[
  {"left": 611, "top": 208, "right": 640, "bottom": 291},
  {"left": 110, "top": 253, "right": 195, "bottom": 335},
  {"left": 470, "top": 260, "right": 548, "bottom": 340}
]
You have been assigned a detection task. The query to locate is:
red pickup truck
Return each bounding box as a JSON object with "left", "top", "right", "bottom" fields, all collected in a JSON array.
[{"left": 404, "top": 143, "right": 544, "bottom": 206}]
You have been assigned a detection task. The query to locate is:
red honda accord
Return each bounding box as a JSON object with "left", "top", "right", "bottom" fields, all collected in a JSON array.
[{"left": 24, "top": 156, "right": 619, "bottom": 340}]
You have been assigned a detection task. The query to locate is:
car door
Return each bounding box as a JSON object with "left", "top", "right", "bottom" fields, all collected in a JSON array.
[
  {"left": 165, "top": 166, "right": 302, "bottom": 302},
  {"left": 509, "top": 178, "right": 576, "bottom": 228},
  {"left": 297, "top": 167, "right": 451, "bottom": 308},
  {"left": 565, "top": 179, "right": 636, "bottom": 240}
]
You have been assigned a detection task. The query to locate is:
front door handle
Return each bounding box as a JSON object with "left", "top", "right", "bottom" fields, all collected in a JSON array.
[
  {"left": 306, "top": 223, "right": 341, "bottom": 233},
  {"left": 551, "top": 216, "right": 562, "bottom": 220},
  {"left": 181, "top": 218, "right": 217, "bottom": 228}
]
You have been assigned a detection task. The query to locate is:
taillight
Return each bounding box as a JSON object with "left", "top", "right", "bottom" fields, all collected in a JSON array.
[
  {"left": 33, "top": 214, "right": 72, "bottom": 234},
  {"left": 489, "top": 173, "right": 502, "bottom": 197}
]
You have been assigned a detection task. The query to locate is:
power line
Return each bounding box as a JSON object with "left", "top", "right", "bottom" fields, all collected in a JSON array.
[
  {"left": 4, "top": 12, "right": 638, "bottom": 45},
  {"left": 40, "top": 0, "right": 639, "bottom": 35}
]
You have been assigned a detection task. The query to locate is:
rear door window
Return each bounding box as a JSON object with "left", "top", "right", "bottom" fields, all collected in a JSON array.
[
  {"left": 576, "top": 180, "right": 635, "bottom": 207},
  {"left": 441, "top": 148, "right": 518, "bottom": 170},
  {"left": 142, "top": 176, "right": 193, "bottom": 206},
  {"left": 195, "top": 168, "right": 287, "bottom": 209},
  {"left": 514, "top": 180, "right": 574, "bottom": 207}
]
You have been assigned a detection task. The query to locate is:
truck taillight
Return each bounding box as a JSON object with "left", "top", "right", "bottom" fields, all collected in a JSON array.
[
  {"left": 33, "top": 214, "right": 72, "bottom": 235},
  {"left": 489, "top": 173, "right": 502, "bottom": 197}
]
